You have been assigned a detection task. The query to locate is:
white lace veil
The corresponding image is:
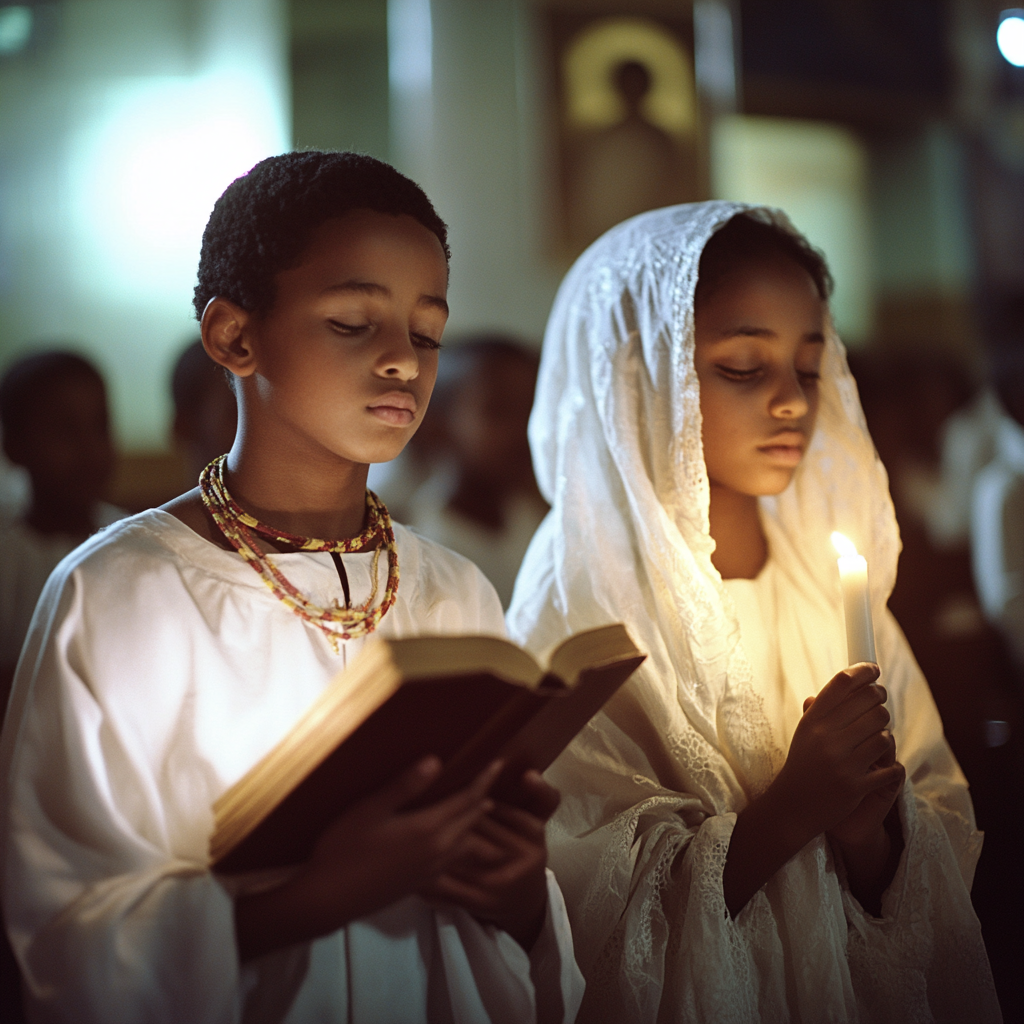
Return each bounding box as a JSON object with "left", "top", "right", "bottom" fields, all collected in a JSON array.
[
  {"left": 509, "top": 201, "right": 899, "bottom": 798},
  {"left": 506, "top": 203, "right": 991, "bottom": 1023}
]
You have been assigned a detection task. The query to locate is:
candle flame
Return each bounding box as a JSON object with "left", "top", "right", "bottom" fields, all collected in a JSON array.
[{"left": 831, "top": 532, "right": 859, "bottom": 558}]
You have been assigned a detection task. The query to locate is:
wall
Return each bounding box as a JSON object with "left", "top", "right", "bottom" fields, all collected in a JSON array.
[{"left": 0, "top": 0, "right": 289, "bottom": 452}]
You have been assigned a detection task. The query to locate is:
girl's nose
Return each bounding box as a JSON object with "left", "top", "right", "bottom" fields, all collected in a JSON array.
[{"left": 769, "top": 368, "right": 810, "bottom": 419}]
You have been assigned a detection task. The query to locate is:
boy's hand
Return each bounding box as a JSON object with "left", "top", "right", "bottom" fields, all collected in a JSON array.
[
  {"left": 419, "top": 770, "right": 558, "bottom": 950},
  {"left": 776, "top": 663, "right": 903, "bottom": 840},
  {"left": 234, "top": 757, "right": 502, "bottom": 962}
]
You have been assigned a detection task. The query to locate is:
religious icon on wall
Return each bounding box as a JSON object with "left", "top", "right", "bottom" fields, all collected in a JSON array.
[{"left": 549, "top": 10, "right": 706, "bottom": 256}]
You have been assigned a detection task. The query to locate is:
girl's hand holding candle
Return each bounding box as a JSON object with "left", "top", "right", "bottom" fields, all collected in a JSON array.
[{"left": 832, "top": 532, "right": 877, "bottom": 666}]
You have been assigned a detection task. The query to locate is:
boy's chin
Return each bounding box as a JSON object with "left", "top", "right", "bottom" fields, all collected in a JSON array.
[{"left": 340, "top": 438, "right": 412, "bottom": 467}]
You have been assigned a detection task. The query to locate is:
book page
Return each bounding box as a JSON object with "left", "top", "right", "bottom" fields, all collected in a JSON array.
[
  {"left": 388, "top": 634, "right": 543, "bottom": 688},
  {"left": 548, "top": 623, "right": 642, "bottom": 686}
]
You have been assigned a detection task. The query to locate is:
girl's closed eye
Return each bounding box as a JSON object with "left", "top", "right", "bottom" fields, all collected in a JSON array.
[{"left": 716, "top": 364, "right": 762, "bottom": 381}]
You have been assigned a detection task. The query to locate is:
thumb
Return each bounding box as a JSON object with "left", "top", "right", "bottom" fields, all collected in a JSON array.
[{"left": 803, "top": 695, "right": 816, "bottom": 713}]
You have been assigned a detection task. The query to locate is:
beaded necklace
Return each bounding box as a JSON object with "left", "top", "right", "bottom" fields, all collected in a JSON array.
[{"left": 199, "top": 455, "right": 399, "bottom": 651}]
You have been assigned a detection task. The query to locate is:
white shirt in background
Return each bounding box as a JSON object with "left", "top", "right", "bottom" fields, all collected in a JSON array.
[
  {"left": 972, "top": 411, "right": 1024, "bottom": 669},
  {"left": 407, "top": 468, "right": 547, "bottom": 610}
]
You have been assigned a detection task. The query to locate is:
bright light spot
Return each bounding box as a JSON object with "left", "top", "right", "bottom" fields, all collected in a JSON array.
[
  {"left": 998, "top": 12, "right": 1024, "bottom": 66},
  {"left": 0, "top": 6, "right": 32, "bottom": 54},
  {"left": 831, "top": 532, "right": 859, "bottom": 559},
  {"left": 72, "top": 74, "right": 284, "bottom": 300},
  {"left": 388, "top": 0, "right": 432, "bottom": 92}
]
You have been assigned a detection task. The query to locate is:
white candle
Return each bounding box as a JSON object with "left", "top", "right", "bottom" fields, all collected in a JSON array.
[{"left": 831, "top": 532, "right": 877, "bottom": 665}]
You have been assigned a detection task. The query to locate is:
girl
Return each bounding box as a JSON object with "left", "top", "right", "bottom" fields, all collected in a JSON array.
[{"left": 507, "top": 203, "right": 1000, "bottom": 1022}]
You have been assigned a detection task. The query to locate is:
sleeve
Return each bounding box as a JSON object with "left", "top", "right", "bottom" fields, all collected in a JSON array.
[
  {"left": 544, "top": 625, "right": 1004, "bottom": 1024},
  {"left": 543, "top": 700, "right": 819, "bottom": 1024},
  {"left": 429, "top": 871, "right": 584, "bottom": 1024},
  {"left": 1, "top": 567, "right": 245, "bottom": 1024}
]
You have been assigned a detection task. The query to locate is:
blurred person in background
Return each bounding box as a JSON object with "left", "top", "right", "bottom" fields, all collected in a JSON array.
[
  {"left": 971, "top": 293, "right": 1024, "bottom": 675},
  {"left": 406, "top": 335, "right": 548, "bottom": 608},
  {"left": 0, "top": 351, "right": 124, "bottom": 716},
  {"left": 170, "top": 338, "right": 238, "bottom": 486}
]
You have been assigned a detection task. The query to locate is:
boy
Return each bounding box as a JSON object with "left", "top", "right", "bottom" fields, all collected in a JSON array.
[{"left": 1, "top": 153, "right": 583, "bottom": 1022}]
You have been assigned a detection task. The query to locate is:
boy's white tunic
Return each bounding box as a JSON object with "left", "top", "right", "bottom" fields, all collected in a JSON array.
[
  {"left": 507, "top": 202, "right": 1001, "bottom": 1023},
  {"left": 0, "top": 511, "right": 584, "bottom": 1024}
]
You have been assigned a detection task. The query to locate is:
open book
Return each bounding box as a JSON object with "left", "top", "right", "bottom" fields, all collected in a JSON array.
[{"left": 210, "top": 624, "right": 645, "bottom": 873}]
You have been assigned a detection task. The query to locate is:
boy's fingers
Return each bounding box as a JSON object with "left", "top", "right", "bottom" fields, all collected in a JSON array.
[
  {"left": 485, "top": 804, "right": 547, "bottom": 847},
  {"left": 415, "top": 759, "right": 504, "bottom": 827},
  {"left": 498, "top": 770, "right": 560, "bottom": 819},
  {"left": 426, "top": 873, "right": 492, "bottom": 913},
  {"left": 452, "top": 830, "right": 509, "bottom": 867},
  {"left": 803, "top": 695, "right": 816, "bottom": 713},
  {"left": 430, "top": 796, "right": 496, "bottom": 856},
  {"left": 368, "top": 756, "right": 443, "bottom": 814}
]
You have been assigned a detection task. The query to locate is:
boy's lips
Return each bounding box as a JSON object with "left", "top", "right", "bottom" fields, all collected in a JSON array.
[{"left": 367, "top": 391, "right": 417, "bottom": 426}]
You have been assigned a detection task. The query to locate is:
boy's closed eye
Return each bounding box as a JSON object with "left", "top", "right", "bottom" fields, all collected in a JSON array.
[{"left": 327, "top": 319, "right": 442, "bottom": 351}]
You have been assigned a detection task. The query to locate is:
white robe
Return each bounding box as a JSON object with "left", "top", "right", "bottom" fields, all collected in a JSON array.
[
  {"left": 507, "top": 202, "right": 1001, "bottom": 1023},
  {"left": 0, "top": 509, "right": 584, "bottom": 1024}
]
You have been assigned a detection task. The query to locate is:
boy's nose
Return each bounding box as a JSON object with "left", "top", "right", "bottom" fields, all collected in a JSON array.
[{"left": 376, "top": 329, "right": 420, "bottom": 379}]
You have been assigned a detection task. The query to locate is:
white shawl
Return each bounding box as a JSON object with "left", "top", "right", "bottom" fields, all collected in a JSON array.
[{"left": 507, "top": 202, "right": 1000, "bottom": 1023}]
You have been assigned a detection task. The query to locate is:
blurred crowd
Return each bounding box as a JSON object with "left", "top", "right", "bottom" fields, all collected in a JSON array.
[
  {"left": 4, "top": 325, "right": 1021, "bottom": 705},
  {"left": 0, "top": 314, "right": 1022, "bottom": 1017}
]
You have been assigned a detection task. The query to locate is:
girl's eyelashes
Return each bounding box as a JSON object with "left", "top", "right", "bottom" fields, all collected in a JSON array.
[
  {"left": 714, "top": 364, "right": 822, "bottom": 383},
  {"left": 715, "top": 364, "right": 761, "bottom": 381}
]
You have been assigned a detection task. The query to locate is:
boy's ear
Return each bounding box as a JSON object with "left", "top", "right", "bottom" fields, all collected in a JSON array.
[{"left": 201, "top": 297, "right": 258, "bottom": 380}]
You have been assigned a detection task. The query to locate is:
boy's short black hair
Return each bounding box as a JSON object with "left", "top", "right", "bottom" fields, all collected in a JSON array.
[
  {"left": 695, "top": 212, "right": 833, "bottom": 309},
  {"left": 193, "top": 151, "right": 450, "bottom": 320},
  {"left": 0, "top": 350, "right": 104, "bottom": 441}
]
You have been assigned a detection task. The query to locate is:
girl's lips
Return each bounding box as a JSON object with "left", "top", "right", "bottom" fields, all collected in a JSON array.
[{"left": 758, "top": 444, "right": 804, "bottom": 467}]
